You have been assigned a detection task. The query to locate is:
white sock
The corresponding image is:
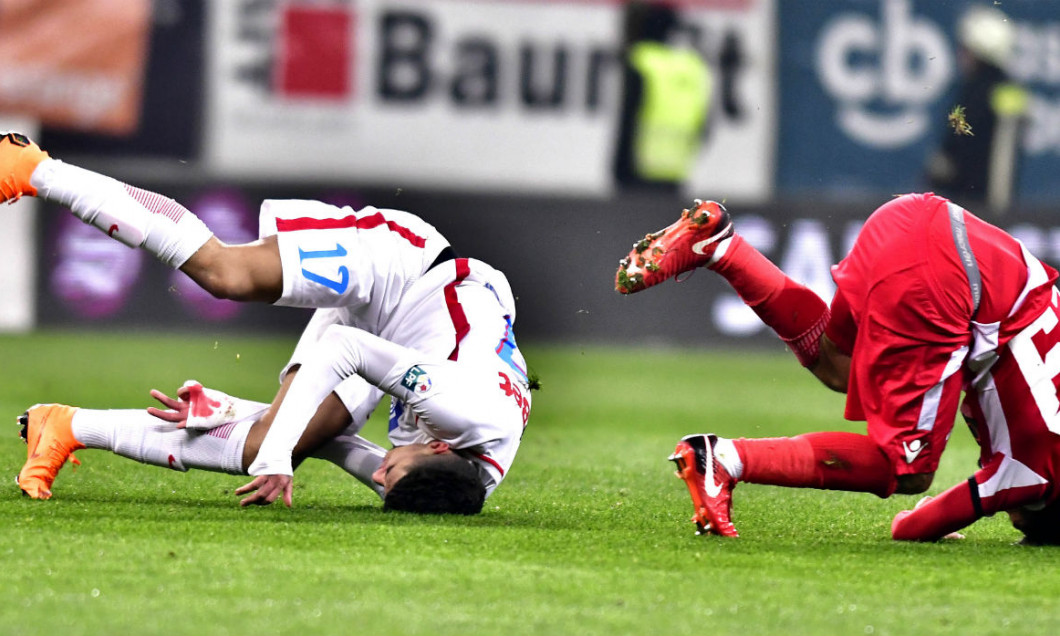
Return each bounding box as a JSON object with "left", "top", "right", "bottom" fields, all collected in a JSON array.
[
  {"left": 72, "top": 409, "right": 249, "bottom": 474},
  {"left": 712, "top": 436, "right": 744, "bottom": 480},
  {"left": 309, "top": 433, "right": 386, "bottom": 499},
  {"left": 31, "top": 159, "right": 213, "bottom": 268}
]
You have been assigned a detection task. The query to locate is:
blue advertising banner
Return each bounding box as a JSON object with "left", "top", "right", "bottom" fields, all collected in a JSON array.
[{"left": 778, "top": 0, "right": 1060, "bottom": 206}]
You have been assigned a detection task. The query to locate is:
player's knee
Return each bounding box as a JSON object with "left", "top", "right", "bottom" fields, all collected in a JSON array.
[
  {"left": 205, "top": 257, "right": 269, "bottom": 302},
  {"left": 182, "top": 239, "right": 280, "bottom": 302},
  {"left": 199, "top": 267, "right": 247, "bottom": 300},
  {"left": 895, "top": 472, "right": 934, "bottom": 495}
]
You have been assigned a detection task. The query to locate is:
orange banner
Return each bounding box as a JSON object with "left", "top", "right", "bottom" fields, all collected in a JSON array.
[{"left": 0, "top": 0, "right": 151, "bottom": 134}]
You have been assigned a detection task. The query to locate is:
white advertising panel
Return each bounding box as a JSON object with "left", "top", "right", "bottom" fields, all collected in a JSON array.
[{"left": 205, "top": 0, "right": 774, "bottom": 200}]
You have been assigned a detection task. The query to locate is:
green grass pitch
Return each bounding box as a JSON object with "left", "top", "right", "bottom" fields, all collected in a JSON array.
[{"left": 2, "top": 331, "right": 1059, "bottom": 636}]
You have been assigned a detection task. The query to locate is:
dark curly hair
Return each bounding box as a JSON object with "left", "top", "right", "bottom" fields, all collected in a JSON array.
[
  {"left": 1010, "top": 503, "right": 1060, "bottom": 546},
  {"left": 383, "top": 453, "right": 486, "bottom": 515}
]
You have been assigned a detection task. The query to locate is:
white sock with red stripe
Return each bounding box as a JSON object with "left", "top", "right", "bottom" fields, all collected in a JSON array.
[
  {"left": 71, "top": 409, "right": 249, "bottom": 474},
  {"left": 30, "top": 159, "right": 213, "bottom": 268}
]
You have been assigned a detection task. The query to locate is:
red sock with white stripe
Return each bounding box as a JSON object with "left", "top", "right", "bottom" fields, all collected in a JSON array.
[
  {"left": 30, "top": 159, "right": 213, "bottom": 268},
  {"left": 710, "top": 234, "right": 829, "bottom": 367},
  {"left": 731, "top": 432, "right": 896, "bottom": 497}
]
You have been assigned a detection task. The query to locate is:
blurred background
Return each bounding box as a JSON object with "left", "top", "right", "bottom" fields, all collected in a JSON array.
[{"left": 2, "top": 0, "right": 1059, "bottom": 349}]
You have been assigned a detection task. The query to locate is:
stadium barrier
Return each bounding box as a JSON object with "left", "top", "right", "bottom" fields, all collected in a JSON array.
[{"left": 33, "top": 186, "right": 1060, "bottom": 347}]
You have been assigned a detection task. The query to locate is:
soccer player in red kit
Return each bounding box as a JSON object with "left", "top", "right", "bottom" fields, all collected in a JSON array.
[{"left": 617, "top": 193, "right": 1060, "bottom": 541}]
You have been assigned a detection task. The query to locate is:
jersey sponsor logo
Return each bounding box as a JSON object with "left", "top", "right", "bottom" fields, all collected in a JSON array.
[
  {"left": 400, "top": 366, "right": 433, "bottom": 394},
  {"left": 497, "top": 371, "right": 530, "bottom": 426},
  {"left": 902, "top": 438, "right": 927, "bottom": 464}
]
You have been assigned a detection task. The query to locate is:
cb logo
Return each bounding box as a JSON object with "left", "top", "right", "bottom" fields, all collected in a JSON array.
[{"left": 817, "top": 0, "right": 953, "bottom": 149}]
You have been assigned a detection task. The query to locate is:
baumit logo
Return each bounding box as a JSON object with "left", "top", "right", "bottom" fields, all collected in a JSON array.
[{"left": 816, "top": 0, "right": 953, "bottom": 149}]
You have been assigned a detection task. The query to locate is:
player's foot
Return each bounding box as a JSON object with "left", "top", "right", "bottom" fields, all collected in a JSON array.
[
  {"left": 0, "top": 132, "right": 48, "bottom": 203},
  {"left": 615, "top": 199, "right": 733, "bottom": 294},
  {"left": 669, "top": 434, "right": 738, "bottom": 537},
  {"left": 16, "top": 404, "right": 84, "bottom": 499}
]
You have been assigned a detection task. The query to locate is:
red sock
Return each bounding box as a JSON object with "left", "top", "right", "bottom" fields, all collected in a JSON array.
[
  {"left": 734, "top": 432, "right": 896, "bottom": 498},
  {"left": 712, "top": 235, "right": 829, "bottom": 366},
  {"left": 891, "top": 481, "right": 977, "bottom": 541}
]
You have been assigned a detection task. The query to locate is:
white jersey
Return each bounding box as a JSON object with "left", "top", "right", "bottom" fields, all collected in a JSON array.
[
  {"left": 259, "top": 200, "right": 529, "bottom": 494},
  {"left": 378, "top": 258, "right": 530, "bottom": 493}
]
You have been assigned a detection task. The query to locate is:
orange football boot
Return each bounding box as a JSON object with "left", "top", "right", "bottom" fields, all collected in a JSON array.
[
  {"left": 615, "top": 199, "right": 733, "bottom": 294},
  {"left": 0, "top": 132, "right": 49, "bottom": 203},
  {"left": 16, "top": 404, "right": 84, "bottom": 499}
]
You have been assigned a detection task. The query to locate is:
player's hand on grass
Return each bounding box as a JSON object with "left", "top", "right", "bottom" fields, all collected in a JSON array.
[
  {"left": 235, "top": 474, "right": 293, "bottom": 508},
  {"left": 147, "top": 388, "right": 189, "bottom": 427}
]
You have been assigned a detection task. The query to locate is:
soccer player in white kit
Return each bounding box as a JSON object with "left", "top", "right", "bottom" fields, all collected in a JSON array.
[{"left": 2, "top": 133, "right": 531, "bottom": 514}]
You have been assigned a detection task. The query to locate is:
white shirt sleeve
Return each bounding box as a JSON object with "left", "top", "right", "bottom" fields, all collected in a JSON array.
[{"left": 248, "top": 327, "right": 364, "bottom": 476}]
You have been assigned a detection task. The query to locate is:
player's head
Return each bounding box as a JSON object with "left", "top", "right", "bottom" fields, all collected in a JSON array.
[
  {"left": 374, "top": 441, "right": 486, "bottom": 515},
  {"left": 1009, "top": 503, "right": 1060, "bottom": 546}
]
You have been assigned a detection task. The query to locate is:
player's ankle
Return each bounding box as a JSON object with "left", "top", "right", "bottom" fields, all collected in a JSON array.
[{"left": 713, "top": 436, "right": 743, "bottom": 480}]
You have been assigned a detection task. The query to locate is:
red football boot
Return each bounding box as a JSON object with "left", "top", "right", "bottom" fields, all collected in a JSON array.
[
  {"left": 669, "top": 434, "right": 739, "bottom": 537},
  {"left": 615, "top": 199, "right": 733, "bottom": 294}
]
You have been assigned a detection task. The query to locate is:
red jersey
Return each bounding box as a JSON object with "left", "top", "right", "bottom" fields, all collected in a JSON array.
[{"left": 827, "top": 194, "right": 1060, "bottom": 501}]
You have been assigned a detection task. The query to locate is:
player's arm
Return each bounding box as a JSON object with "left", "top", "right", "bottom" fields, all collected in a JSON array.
[
  {"left": 239, "top": 326, "right": 382, "bottom": 505},
  {"left": 891, "top": 480, "right": 979, "bottom": 541},
  {"left": 233, "top": 367, "right": 359, "bottom": 507}
]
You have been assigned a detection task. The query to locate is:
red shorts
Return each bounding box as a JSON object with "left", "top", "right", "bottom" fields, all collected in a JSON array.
[{"left": 826, "top": 194, "right": 1047, "bottom": 476}]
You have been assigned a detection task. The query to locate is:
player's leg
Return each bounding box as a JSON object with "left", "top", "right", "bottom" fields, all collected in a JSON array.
[
  {"left": 16, "top": 378, "right": 386, "bottom": 499},
  {"left": 669, "top": 429, "right": 900, "bottom": 536},
  {"left": 615, "top": 199, "right": 832, "bottom": 375},
  {"left": 177, "top": 237, "right": 284, "bottom": 303},
  {"left": 673, "top": 340, "right": 948, "bottom": 535},
  {"left": 0, "top": 132, "right": 284, "bottom": 303},
  {"left": 16, "top": 403, "right": 257, "bottom": 499}
]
